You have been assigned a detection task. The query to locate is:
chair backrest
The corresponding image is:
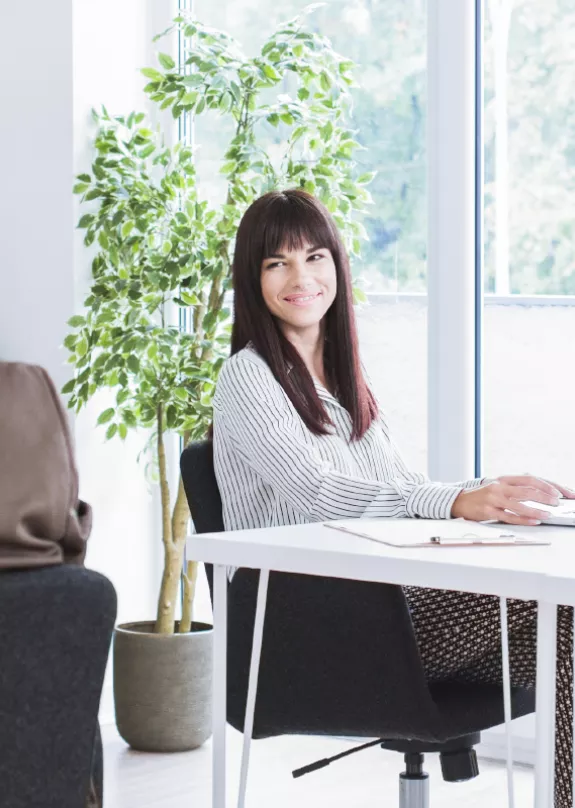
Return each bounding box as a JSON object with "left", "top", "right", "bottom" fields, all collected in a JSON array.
[
  {"left": 0, "top": 565, "right": 117, "bottom": 808},
  {"left": 180, "top": 440, "right": 225, "bottom": 598}
]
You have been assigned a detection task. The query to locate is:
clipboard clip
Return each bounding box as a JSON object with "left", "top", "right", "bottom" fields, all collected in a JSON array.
[{"left": 429, "top": 532, "right": 517, "bottom": 546}]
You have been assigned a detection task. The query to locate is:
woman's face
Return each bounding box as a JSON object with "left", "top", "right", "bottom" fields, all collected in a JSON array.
[{"left": 260, "top": 241, "right": 337, "bottom": 337}]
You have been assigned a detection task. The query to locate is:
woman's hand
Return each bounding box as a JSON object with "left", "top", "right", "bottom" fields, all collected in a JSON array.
[{"left": 451, "top": 475, "right": 567, "bottom": 526}]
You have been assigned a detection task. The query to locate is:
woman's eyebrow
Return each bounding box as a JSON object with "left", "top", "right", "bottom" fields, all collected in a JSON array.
[{"left": 264, "top": 244, "right": 324, "bottom": 260}]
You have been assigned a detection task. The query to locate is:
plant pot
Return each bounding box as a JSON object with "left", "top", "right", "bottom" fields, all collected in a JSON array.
[{"left": 113, "top": 620, "right": 213, "bottom": 752}]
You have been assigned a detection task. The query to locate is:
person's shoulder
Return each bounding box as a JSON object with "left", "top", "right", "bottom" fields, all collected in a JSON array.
[{"left": 215, "top": 345, "right": 276, "bottom": 402}]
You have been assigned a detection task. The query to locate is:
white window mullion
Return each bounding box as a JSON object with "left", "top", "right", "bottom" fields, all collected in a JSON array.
[{"left": 427, "top": 0, "right": 477, "bottom": 483}]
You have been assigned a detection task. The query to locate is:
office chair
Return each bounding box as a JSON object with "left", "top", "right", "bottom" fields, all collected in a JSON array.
[
  {"left": 181, "top": 441, "right": 535, "bottom": 808},
  {"left": 0, "top": 565, "right": 117, "bottom": 808}
]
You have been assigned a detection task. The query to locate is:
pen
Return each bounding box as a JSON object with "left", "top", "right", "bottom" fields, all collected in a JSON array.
[{"left": 430, "top": 534, "right": 516, "bottom": 545}]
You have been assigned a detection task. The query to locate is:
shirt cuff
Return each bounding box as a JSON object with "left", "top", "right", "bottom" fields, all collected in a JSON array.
[
  {"left": 462, "top": 477, "right": 493, "bottom": 490},
  {"left": 406, "top": 483, "right": 463, "bottom": 520}
]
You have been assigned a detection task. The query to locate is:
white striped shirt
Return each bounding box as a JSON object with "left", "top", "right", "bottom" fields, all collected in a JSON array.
[{"left": 213, "top": 345, "right": 484, "bottom": 576}]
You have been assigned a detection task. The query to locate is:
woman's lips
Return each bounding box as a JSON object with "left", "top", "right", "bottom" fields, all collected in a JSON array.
[{"left": 283, "top": 292, "right": 323, "bottom": 307}]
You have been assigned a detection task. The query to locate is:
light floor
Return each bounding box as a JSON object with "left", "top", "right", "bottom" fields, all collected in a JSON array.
[{"left": 102, "top": 724, "right": 534, "bottom": 807}]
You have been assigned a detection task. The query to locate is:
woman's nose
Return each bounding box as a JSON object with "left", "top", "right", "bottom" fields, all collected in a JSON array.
[{"left": 291, "top": 260, "right": 313, "bottom": 283}]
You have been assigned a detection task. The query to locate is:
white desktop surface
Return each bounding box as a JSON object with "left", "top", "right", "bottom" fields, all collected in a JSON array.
[{"left": 188, "top": 519, "right": 575, "bottom": 602}]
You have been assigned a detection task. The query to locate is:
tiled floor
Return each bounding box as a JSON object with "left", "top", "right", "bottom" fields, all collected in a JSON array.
[{"left": 102, "top": 723, "right": 534, "bottom": 807}]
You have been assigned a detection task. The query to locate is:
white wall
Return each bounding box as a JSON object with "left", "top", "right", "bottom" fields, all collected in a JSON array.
[{"left": 0, "top": 0, "right": 74, "bottom": 392}]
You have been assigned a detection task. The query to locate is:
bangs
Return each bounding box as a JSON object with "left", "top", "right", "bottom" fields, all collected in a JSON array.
[{"left": 257, "top": 193, "right": 339, "bottom": 263}]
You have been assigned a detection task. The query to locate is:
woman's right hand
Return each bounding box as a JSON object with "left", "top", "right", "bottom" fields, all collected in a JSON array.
[{"left": 451, "top": 476, "right": 561, "bottom": 526}]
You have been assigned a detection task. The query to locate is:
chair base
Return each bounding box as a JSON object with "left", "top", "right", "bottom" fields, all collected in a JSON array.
[{"left": 399, "top": 754, "right": 429, "bottom": 808}]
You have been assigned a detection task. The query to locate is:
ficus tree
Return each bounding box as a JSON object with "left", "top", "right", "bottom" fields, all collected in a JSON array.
[{"left": 64, "top": 6, "right": 374, "bottom": 635}]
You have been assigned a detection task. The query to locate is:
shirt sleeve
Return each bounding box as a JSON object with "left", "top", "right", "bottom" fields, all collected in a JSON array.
[{"left": 213, "top": 355, "right": 465, "bottom": 521}]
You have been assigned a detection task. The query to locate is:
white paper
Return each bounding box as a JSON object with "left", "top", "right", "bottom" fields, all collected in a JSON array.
[{"left": 325, "top": 518, "right": 518, "bottom": 547}]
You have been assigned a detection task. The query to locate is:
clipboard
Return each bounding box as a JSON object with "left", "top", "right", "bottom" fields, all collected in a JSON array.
[{"left": 324, "top": 519, "right": 551, "bottom": 548}]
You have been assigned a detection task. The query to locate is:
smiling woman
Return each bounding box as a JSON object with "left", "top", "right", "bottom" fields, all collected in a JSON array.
[{"left": 230, "top": 189, "right": 378, "bottom": 439}]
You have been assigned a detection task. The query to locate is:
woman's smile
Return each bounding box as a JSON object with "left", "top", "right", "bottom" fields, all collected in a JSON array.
[{"left": 283, "top": 291, "right": 324, "bottom": 307}]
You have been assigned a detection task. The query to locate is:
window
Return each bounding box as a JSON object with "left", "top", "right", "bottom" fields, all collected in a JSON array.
[
  {"left": 481, "top": 0, "right": 575, "bottom": 486},
  {"left": 191, "top": 0, "right": 429, "bottom": 471}
]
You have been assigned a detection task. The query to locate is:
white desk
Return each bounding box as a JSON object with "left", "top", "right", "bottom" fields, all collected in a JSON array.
[{"left": 187, "top": 519, "right": 574, "bottom": 808}]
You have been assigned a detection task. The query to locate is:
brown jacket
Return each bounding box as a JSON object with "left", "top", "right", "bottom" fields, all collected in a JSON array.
[{"left": 0, "top": 361, "right": 91, "bottom": 568}]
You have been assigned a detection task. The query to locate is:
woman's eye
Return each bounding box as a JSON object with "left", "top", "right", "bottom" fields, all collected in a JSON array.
[{"left": 309, "top": 253, "right": 324, "bottom": 262}]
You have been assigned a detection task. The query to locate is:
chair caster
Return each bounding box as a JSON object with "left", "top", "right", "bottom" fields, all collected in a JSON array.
[{"left": 399, "top": 753, "right": 429, "bottom": 808}]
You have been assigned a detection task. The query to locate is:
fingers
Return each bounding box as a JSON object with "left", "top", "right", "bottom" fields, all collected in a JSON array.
[
  {"left": 546, "top": 481, "right": 575, "bottom": 500},
  {"left": 494, "top": 510, "right": 543, "bottom": 527},
  {"left": 498, "top": 475, "right": 560, "bottom": 497},
  {"left": 501, "top": 485, "right": 559, "bottom": 507}
]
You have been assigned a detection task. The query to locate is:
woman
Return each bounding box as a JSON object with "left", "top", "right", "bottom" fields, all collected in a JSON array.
[{"left": 212, "top": 189, "right": 574, "bottom": 806}]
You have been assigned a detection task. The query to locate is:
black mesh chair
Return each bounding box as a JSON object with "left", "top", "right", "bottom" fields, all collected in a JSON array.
[
  {"left": 181, "top": 441, "right": 535, "bottom": 808},
  {"left": 0, "top": 565, "right": 117, "bottom": 808}
]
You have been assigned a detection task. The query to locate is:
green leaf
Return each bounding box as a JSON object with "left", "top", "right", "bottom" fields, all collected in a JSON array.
[
  {"left": 262, "top": 64, "right": 280, "bottom": 81},
  {"left": 78, "top": 214, "right": 95, "bottom": 229},
  {"left": 68, "top": 315, "right": 86, "bottom": 328},
  {"left": 357, "top": 171, "right": 376, "bottom": 185},
  {"left": 61, "top": 379, "right": 76, "bottom": 394},
  {"left": 121, "top": 221, "right": 135, "bottom": 238},
  {"left": 106, "top": 423, "right": 118, "bottom": 440},
  {"left": 73, "top": 182, "right": 89, "bottom": 194},
  {"left": 122, "top": 409, "right": 137, "bottom": 426},
  {"left": 158, "top": 52, "right": 175, "bottom": 70},
  {"left": 127, "top": 355, "right": 140, "bottom": 373},
  {"left": 180, "top": 291, "right": 199, "bottom": 306},
  {"left": 97, "top": 408, "right": 115, "bottom": 425},
  {"left": 76, "top": 338, "right": 88, "bottom": 357},
  {"left": 77, "top": 173, "right": 91, "bottom": 183},
  {"left": 353, "top": 287, "right": 368, "bottom": 304},
  {"left": 118, "top": 423, "right": 128, "bottom": 440},
  {"left": 141, "top": 67, "right": 163, "bottom": 80}
]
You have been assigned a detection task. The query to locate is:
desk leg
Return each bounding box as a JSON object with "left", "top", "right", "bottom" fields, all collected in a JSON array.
[
  {"left": 213, "top": 565, "right": 228, "bottom": 808},
  {"left": 535, "top": 601, "right": 557, "bottom": 808},
  {"left": 237, "top": 569, "right": 270, "bottom": 808},
  {"left": 500, "top": 597, "right": 515, "bottom": 808}
]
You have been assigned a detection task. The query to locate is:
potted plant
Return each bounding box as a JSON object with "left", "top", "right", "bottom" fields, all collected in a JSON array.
[{"left": 63, "top": 8, "right": 373, "bottom": 752}]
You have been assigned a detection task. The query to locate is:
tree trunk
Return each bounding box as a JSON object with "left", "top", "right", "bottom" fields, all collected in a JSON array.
[
  {"left": 180, "top": 560, "right": 199, "bottom": 634},
  {"left": 154, "top": 403, "right": 179, "bottom": 634},
  {"left": 155, "top": 542, "right": 185, "bottom": 634}
]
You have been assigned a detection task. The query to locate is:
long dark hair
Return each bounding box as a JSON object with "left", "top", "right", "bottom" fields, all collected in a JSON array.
[{"left": 231, "top": 189, "right": 377, "bottom": 440}]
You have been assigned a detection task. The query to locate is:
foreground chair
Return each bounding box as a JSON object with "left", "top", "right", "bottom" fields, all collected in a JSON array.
[
  {"left": 181, "top": 440, "right": 535, "bottom": 808},
  {"left": 0, "top": 565, "right": 117, "bottom": 808}
]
